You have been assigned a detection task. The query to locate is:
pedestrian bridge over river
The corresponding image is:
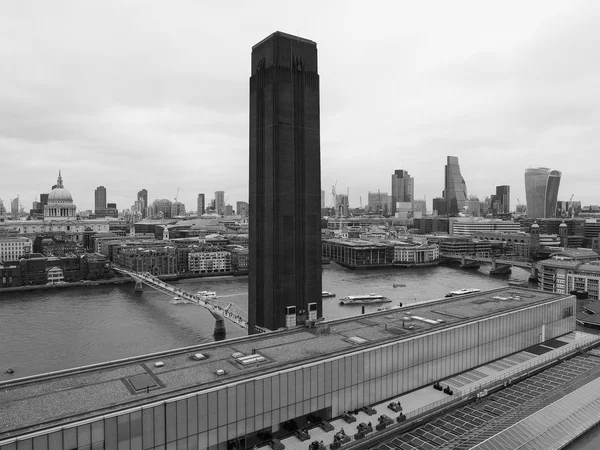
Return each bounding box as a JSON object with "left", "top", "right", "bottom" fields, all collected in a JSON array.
[{"left": 112, "top": 267, "right": 268, "bottom": 335}]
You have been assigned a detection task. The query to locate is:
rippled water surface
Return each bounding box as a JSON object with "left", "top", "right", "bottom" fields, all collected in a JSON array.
[{"left": 0, "top": 263, "right": 531, "bottom": 380}]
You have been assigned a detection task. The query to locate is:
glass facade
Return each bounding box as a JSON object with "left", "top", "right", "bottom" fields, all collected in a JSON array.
[
  {"left": 444, "top": 156, "right": 468, "bottom": 215},
  {"left": 391, "top": 170, "right": 414, "bottom": 216},
  {"left": 0, "top": 297, "right": 575, "bottom": 450},
  {"left": 525, "top": 168, "right": 562, "bottom": 219}
]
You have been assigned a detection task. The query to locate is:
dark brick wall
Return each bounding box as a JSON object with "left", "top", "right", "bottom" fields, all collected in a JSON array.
[{"left": 249, "top": 32, "right": 322, "bottom": 332}]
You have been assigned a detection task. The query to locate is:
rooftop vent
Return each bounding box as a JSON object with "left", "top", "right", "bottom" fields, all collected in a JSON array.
[
  {"left": 127, "top": 373, "right": 158, "bottom": 391},
  {"left": 232, "top": 352, "right": 267, "bottom": 366},
  {"left": 348, "top": 336, "right": 368, "bottom": 344}
]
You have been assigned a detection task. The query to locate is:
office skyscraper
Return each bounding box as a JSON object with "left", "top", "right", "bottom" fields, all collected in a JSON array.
[
  {"left": 137, "top": 189, "right": 148, "bottom": 218},
  {"left": 153, "top": 199, "right": 172, "bottom": 218},
  {"left": 214, "top": 191, "right": 225, "bottom": 216},
  {"left": 391, "top": 169, "right": 414, "bottom": 216},
  {"left": 249, "top": 32, "right": 322, "bottom": 333},
  {"left": 495, "top": 185, "right": 510, "bottom": 214},
  {"left": 94, "top": 186, "right": 107, "bottom": 212},
  {"left": 236, "top": 201, "right": 249, "bottom": 217},
  {"left": 368, "top": 191, "right": 389, "bottom": 215},
  {"left": 11, "top": 197, "right": 19, "bottom": 219},
  {"left": 197, "top": 194, "right": 205, "bottom": 216},
  {"left": 444, "top": 156, "right": 468, "bottom": 215},
  {"left": 525, "top": 168, "right": 561, "bottom": 219}
]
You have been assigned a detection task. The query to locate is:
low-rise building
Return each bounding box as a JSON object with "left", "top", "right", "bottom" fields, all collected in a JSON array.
[
  {"left": 390, "top": 241, "right": 440, "bottom": 267},
  {"left": 537, "top": 250, "right": 600, "bottom": 297},
  {"left": 450, "top": 218, "right": 520, "bottom": 236},
  {"left": 0, "top": 237, "right": 32, "bottom": 262},
  {"left": 322, "top": 238, "right": 393, "bottom": 268},
  {"left": 0, "top": 253, "right": 113, "bottom": 288},
  {"left": 0, "top": 219, "right": 110, "bottom": 243},
  {"left": 188, "top": 251, "right": 232, "bottom": 274},
  {"left": 114, "top": 246, "right": 178, "bottom": 275},
  {"left": 431, "top": 236, "right": 491, "bottom": 257},
  {"left": 231, "top": 247, "right": 249, "bottom": 273}
]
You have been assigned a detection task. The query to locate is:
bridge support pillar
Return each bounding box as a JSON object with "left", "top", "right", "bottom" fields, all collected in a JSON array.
[
  {"left": 491, "top": 257, "right": 497, "bottom": 271},
  {"left": 461, "top": 255, "right": 466, "bottom": 265},
  {"left": 134, "top": 280, "right": 143, "bottom": 292},
  {"left": 529, "top": 265, "right": 539, "bottom": 282},
  {"left": 213, "top": 317, "right": 226, "bottom": 340}
]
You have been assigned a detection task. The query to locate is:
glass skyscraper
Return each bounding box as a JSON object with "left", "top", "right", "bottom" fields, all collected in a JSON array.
[
  {"left": 391, "top": 169, "right": 414, "bottom": 216},
  {"left": 525, "top": 168, "right": 562, "bottom": 218},
  {"left": 444, "top": 156, "right": 468, "bottom": 215}
]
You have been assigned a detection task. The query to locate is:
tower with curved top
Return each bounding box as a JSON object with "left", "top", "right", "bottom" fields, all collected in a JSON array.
[
  {"left": 525, "top": 168, "right": 562, "bottom": 219},
  {"left": 444, "top": 156, "right": 468, "bottom": 215},
  {"left": 249, "top": 32, "right": 322, "bottom": 333}
]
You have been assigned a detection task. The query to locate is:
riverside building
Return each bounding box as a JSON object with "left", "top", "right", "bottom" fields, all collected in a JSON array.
[
  {"left": 0, "top": 237, "right": 32, "bottom": 263},
  {"left": 450, "top": 218, "right": 520, "bottom": 235},
  {"left": 0, "top": 287, "right": 583, "bottom": 450}
]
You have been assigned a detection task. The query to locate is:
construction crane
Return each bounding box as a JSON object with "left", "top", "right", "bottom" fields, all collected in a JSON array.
[
  {"left": 331, "top": 180, "right": 338, "bottom": 215},
  {"left": 569, "top": 194, "right": 575, "bottom": 218},
  {"left": 174, "top": 187, "right": 180, "bottom": 203}
]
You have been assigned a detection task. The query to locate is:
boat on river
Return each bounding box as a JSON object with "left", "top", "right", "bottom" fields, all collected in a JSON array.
[
  {"left": 339, "top": 293, "right": 390, "bottom": 305},
  {"left": 322, "top": 291, "right": 336, "bottom": 298},
  {"left": 197, "top": 291, "right": 218, "bottom": 300}
]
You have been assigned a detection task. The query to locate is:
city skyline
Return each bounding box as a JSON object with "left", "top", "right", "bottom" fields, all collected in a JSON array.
[{"left": 1, "top": 1, "right": 600, "bottom": 211}]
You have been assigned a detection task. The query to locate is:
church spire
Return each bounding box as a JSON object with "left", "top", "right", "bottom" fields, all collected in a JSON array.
[{"left": 57, "top": 170, "right": 63, "bottom": 188}]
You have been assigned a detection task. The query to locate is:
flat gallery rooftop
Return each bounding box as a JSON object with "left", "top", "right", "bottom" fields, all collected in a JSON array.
[{"left": 0, "top": 287, "right": 566, "bottom": 439}]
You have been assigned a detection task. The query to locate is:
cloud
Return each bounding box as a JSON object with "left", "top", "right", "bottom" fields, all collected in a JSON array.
[{"left": 0, "top": 0, "right": 599, "bottom": 212}]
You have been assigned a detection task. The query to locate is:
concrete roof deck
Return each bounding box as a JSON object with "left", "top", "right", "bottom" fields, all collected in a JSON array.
[{"left": 0, "top": 287, "right": 565, "bottom": 440}]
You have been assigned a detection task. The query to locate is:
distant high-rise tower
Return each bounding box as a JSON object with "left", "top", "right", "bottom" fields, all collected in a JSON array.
[
  {"left": 197, "top": 193, "right": 205, "bottom": 216},
  {"left": 249, "top": 31, "right": 322, "bottom": 333},
  {"left": 495, "top": 185, "right": 510, "bottom": 214},
  {"left": 214, "top": 191, "right": 225, "bottom": 216},
  {"left": 444, "top": 156, "right": 468, "bottom": 215},
  {"left": 391, "top": 169, "right": 414, "bottom": 216},
  {"left": 137, "top": 189, "right": 148, "bottom": 218},
  {"left": 321, "top": 189, "right": 325, "bottom": 208},
  {"left": 236, "top": 201, "right": 249, "bottom": 217},
  {"left": 368, "top": 191, "right": 389, "bottom": 215},
  {"left": 153, "top": 199, "right": 172, "bottom": 218},
  {"left": 525, "top": 168, "right": 561, "bottom": 219},
  {"left": 94, "top": 186, "right": 107, "bottom": 212},
  {"left": 11, "top": 197, "right": 19, "bottom": 219},
  {"left": 336, "top": 194, "right": 349, "bottom": 217}
]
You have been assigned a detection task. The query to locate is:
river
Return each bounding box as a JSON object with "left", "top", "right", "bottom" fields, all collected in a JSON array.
[
  {"left": 0, "top": 262, "right": 597, "bottom": 447},
  {"left": 0, "top": 262, "right": 531, "bottom": 380}
]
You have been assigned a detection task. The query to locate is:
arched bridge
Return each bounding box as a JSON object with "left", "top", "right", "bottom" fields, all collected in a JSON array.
[
  {"left": 441, "top": 254, "right": 538, "bottom": 278},
  {"left": 442, "top": 254, "right": 534, "bottom": 269},
  {"left": 112, "top": 267, "right": 269, "bottom": 335}
]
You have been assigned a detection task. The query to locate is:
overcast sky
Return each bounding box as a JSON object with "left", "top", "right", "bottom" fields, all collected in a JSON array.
[{"left": 1, "top": 0, "right": 599, "bottom": 213}]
